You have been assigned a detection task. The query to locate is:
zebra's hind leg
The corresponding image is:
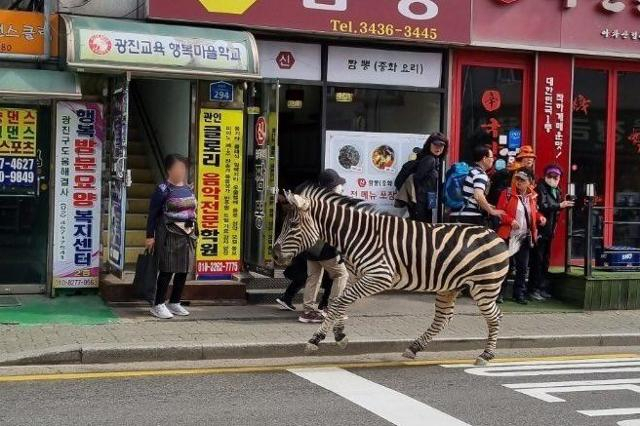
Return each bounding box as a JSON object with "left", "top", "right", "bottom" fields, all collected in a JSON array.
[
  {"left": 306, "top": 275, "right": 391, "bottom": 354},
  {"left": 469, "top": 284, "right": 503, "bottom": 366},
  {"left": 403, "top": 290, "right": 460, "bottom": 360}
]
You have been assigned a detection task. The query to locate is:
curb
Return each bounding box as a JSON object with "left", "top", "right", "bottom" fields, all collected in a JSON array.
[{"left": 2, "top": 334, "right": 640, "bottom": 367}]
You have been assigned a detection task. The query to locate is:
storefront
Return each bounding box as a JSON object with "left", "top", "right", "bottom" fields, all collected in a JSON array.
[
  {"left": 147, "top": 0, "right": 471, "bottom": 277},
  {"left": 449, "top": 0, "right": 640, "bottom": 266},
  {"left": 52, "top": 15, "right": 258, "bottom": 299}
]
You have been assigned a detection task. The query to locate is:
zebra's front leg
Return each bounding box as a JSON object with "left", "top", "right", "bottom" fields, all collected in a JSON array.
[
  {"left": 403, "top": 290, "right": 459, "bottom": 360},
  {"left": 470, "top": 285, "right": 503, "bottom": 365},
  {"left": 305, "top": 275, "right": 391, "bottom": 354}
]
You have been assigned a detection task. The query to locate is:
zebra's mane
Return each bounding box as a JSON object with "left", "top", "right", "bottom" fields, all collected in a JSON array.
[{"left": 297, "top": 184, "right": 385, "bottom": 216}]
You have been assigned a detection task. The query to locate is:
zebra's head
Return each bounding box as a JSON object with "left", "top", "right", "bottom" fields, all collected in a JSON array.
[{"left": 272, "top": 190, "right": 320, "bottom": 266}]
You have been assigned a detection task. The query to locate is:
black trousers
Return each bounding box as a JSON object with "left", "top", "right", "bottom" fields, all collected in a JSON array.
[
  {"left": 529, "top": 237, "right": 552, "bottom": 293},
  {"left": 512, "top": 237, "right": 532, "bottom": 301},
  {"left": 155, "top": 272, "right": 187, "bottom": 306},
  {"left": 282, "top": 273, "right": 333, "bottom": 309}
]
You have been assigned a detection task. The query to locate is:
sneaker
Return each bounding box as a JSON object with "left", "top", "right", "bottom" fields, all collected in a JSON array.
[
  {"left": 514, "top": 298, "right": 528, "bottom": 305},
  {"left": 529, "top": 291, "right": 545, "bottom": 302},
  {"left": 150, "top": 303, "right": 174, "bottom": 319},
  {"left": 298, "top": 310, "right": 324, "bottom": 323},
  {"left": 540, "top": 290, "right": 553, "bottom": 299},
  {"left": 276, "top": 298, "right": 296, "bottom": 311},
  {"left": 166, "top": 303, "right": 190, "bottom": 316}
]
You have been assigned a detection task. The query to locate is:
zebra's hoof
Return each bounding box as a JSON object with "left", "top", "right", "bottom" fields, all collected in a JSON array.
[
  {"left": 402, "top": 349, "right": 416, "bottom": 360},
  {"left": 305, "top": 343, "right": 319, "bottom": 355},
  {"left": 474, "top": 357, "right": 488, "bottom": 366},
  {"left": 336, "top": 336, "right": 349, "bottom": 350}
]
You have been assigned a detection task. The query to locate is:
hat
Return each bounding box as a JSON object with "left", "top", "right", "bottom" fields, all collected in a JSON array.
[
  {"left": 516, "top": 145, "right": 536, "bottom": 160},
  {"left": 318, "top": 169, "right": 346, "bottom": 190},
  {"left": 514, "top": 168, "right": 534, "bottom": 181},
  {"left": 544, "top": 164, "right": 563, "bottom": 176},
  {"left": 427, "top": 132, "right": 448, "bottom": 147}
]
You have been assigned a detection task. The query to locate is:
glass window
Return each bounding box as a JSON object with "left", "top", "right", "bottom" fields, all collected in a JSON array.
[
  {"left": 326, "top": 87, "right": 442, "bottom": 134},
  {"left": 459, "top": 66, "right": 523, "bottom": 163},
  {"left": 570, "top": 68, "right": 608, "bottom": 258},
  {"left": 614, "top": 71, "right": 640, "bottom": 248}
]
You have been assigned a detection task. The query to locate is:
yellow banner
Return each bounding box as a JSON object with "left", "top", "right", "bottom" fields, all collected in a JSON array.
[
  {"left": 196, "top": 108, "right": 244, "bottom": 278},
  {"left": 0, "top": 108, "right": 37, "bottom": 157}
]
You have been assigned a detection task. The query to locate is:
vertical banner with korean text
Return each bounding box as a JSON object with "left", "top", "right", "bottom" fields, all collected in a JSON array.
[
  {"left": 0, "top": 108, "right": 38, "bottom": 196},
  {"left": 53, "top": 102, "right": 104, "bottom": 288},
  {"left": 534, "top": 53, "right": 573, "bottom": 266},
  {"left": 197, "top": 109, "right": 244, "bottom": 279}
]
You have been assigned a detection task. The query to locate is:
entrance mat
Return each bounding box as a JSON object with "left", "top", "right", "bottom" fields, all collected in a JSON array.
[
  {"left": 0, "top": 295, "right": 118, "bottom": 326},
  {"left": 0, "top": 295, "right": 21, "bottom": 307},
  {"left": 500, "top": 298, "right": 582, "bottom": 314}
]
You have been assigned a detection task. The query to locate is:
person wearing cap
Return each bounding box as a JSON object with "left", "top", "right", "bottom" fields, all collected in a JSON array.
[
  {"left": 529, "top": 164, "right": 575, "bottom": 301},
  {"left": 496, "top": 168, "right": 546, "bottom": 305},
  {"left": 488, "top": 145, "right": 536, "bottom": 208},
  {"left": 298, "top": 169, "right": 350, "bottom": 323},
  {"left": 413, "top": 132, "right": 448, "bottom": 222}
]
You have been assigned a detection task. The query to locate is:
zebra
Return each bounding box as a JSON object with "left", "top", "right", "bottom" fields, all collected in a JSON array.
[{"left": 272, "top": 185, "right": 511, "bottom": 365}]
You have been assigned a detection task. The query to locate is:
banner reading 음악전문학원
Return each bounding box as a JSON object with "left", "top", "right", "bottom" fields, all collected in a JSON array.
[
  {"left": 197, "top": 108, "right": 244, "bottom": 279},
  {"left": 53, "top": 102, "right": 104, "bottom": 288}
]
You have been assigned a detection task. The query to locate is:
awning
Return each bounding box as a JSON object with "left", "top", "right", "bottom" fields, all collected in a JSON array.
[
  {"left": 0, "top": 68, "right": 81, "bottom": 100},
  {"left": 62, "top": 15, "right": 260, "bottom": 80}
]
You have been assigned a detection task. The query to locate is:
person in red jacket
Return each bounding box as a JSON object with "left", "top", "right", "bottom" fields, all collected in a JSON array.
[{"left": 496, "top": 168, "right": 546, "bottom": 305}]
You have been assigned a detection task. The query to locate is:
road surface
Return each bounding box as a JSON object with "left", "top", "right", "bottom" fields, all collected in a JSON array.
[{"left": 1, "top": 354, "right": 640, "bottom": 425}]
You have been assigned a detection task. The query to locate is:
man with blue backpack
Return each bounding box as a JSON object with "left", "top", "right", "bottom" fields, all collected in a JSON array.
[{"left": 446, "top": 145, "right": 504, "bottom": 225}]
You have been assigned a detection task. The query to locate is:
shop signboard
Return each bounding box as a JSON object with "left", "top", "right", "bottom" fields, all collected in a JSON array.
[
  {"left": 196, "top": 108, "right": 244, "bottom": 279},
  {"left": 257, "top": 41, "right": 322, "bottom": 81},
  {"left": 327, "top": 47, "right": 443, "bottom": 88},
  {"left": 53, "top": 102, "right": 104, "bottom": 289},
  {"left": 0, "top": 108, "right": 38, "bottom": 196},
  {"left": 0, "top": 10, "right": 53, "bottom": 56},
  {"left": 148, "top": 0, "right": 471, "bottom": 45},
  {"left": 76, "top": 28, "right": 249, "bottom": 72},
  {"left": 325, "top": 131, "right": 426, "bottom": 212},
  {"left": 473, "top": 0, "right": 640, "bottom": 57},
  {"left": 107, "top": 77, "right": 129, "bottom": 278}
]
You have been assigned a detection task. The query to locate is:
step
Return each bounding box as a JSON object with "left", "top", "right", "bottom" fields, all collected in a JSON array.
[
  {"left": 101, "top": 230, "right": 146, "bottom": 246},
  {"left": 128, "top": 183, "right": 156, "bottom": 199},
  {"left": 101, "top": 213, "right": 148, "bottom": 230},
  {"left": 128, "top": 155, "right": 148, "bottom": 169},
  {"left": 128, "top": 198, "right": 150, "bottom": 214},
  {"left": 127, "top": 141, "right": 146, "bottom": 155},
  {"left": 131, "top": 168, "right": 154, "bottom": 184},
  {"left": 125, "top": 246, "right": 145, "bottom": 265},
  {"left": 247, "top": 288, "right": 304, "bottom": 305}
]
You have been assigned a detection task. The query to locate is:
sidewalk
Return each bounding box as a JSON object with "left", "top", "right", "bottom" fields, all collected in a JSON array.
[{"left": 1, "top": 293, "right": 639, "bottom": 366}]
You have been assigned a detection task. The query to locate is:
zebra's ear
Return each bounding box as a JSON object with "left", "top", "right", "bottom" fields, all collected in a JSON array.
[{"left": 289, "top": 194, "right": 310, "bottom": 211}]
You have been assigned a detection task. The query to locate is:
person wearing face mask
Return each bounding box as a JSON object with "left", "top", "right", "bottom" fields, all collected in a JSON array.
[
  {"left": 412, "top": 132, "right": 448, "bottom": 222},
  {"left": 496, "top": 168, "right": 546, "bottom": 305},
  {"left": 298, "top": 169, "right": 350, "bottom": 323},
  {"left": 528, "top": 165, "right": 574, "bottom": 301}
]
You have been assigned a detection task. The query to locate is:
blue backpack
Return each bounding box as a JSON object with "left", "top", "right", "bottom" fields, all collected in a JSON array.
[{"left": 444, "top": 162, "right": 471, "bottom": 210}]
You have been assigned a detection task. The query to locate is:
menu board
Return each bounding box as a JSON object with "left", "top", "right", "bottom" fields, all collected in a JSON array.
[{"left": 325, "top": 131, "right": 426, "bottom": 212}]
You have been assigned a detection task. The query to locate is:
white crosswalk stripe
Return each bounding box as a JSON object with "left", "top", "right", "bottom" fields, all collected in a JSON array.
[{"left": 289, "top": 367, "right": 470, "bottom": 426}]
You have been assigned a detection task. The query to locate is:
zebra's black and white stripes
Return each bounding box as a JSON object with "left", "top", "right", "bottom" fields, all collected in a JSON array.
[{"left": 273, "top": 186, "right": 510, "bottom": 364}]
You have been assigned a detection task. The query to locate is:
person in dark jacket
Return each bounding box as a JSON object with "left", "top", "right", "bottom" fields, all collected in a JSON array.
[
  {"left": 412, "top": 132, "right": 448, "bottom": 222},
  {"left": 529, "top": 165, "right": 574, "bottom": 300},
  {"left": 298, "top": 169, "right": 350, "bottom": 323}
]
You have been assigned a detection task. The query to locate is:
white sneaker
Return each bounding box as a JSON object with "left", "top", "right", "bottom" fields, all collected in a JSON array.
[
  {"left": 167, "top": 303, "right": 190, "bottom": 316},
  {"left": 150, "top": 303, "right": 173, "bottom": 319}
]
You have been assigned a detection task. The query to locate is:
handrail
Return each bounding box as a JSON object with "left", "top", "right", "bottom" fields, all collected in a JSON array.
[{"left": 130, "top": 83, "right": 166, "bottom": 180}]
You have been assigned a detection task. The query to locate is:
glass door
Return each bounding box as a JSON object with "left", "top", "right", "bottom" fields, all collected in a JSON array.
[
  {"left": 0, "top": 105, "right": 50, "bottom": 285},
  {"left": 243, "top": 81, "right": 279, "bottom": 277},
  {"left": 107, "top": 75, "right": 130, "bottom": 278}
]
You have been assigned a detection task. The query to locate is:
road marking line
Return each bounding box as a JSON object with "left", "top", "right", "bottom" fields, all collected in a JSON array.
[
  {"left": 505, "top": 378, "right": 640, "bottom": 389},
  {"left": 442, "top": 355, "right": 640, "bottom": 368},
  {"left": 512, "top": 384, "right": 640, "bottom": 403},
  {"left": 0, "top": 353, "right": 637, "bottom": 383},
  {"left": 289, "top": 367, "right": 470, "bottom": 426},
  {"left": 579, "top": 408, "right": 640, "bottom": 417}
]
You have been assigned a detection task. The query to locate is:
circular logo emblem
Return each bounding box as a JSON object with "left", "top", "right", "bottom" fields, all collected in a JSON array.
[
  {"left": 88, "top": 34, "right": 112, "bottom": 56},
  {"left": 255, "top": 117, "right": 267, "bottom": 147}
]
